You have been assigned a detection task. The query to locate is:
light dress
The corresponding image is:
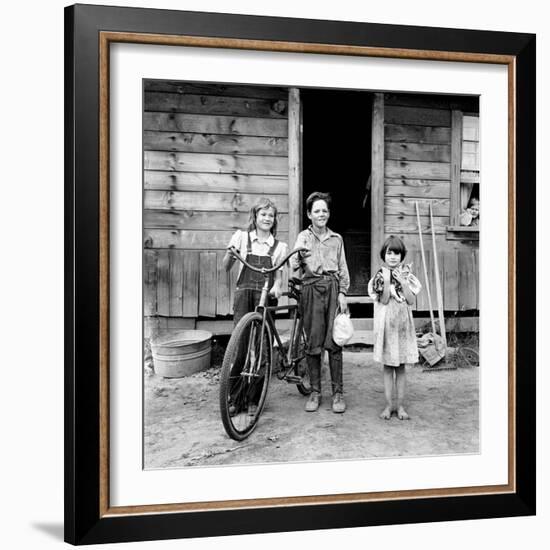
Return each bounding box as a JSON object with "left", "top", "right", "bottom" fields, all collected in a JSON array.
[{"left": 367, "top": 269, "right": 422, "bottom": 367}]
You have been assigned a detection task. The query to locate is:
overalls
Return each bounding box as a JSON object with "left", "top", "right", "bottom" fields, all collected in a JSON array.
[
  {"left": 233, "top": 233, "right": 279, "bottom": 325},
  {"left": 230, "top": 233, "right": 279, "bottom": 409}
]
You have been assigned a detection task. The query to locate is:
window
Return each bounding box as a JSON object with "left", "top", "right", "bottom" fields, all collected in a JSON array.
[{"left": 448, "top": 111, "right": 480, "bottom": 233}]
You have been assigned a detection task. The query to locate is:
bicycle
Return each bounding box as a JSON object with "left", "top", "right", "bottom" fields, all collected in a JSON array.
[{"left": 218, "top": 246, "right": 311, "bottom": 440}]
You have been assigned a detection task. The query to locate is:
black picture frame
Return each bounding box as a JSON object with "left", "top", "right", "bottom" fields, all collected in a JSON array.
[{"left": 65, "top": 3, "right": 536, "bottom": 545}]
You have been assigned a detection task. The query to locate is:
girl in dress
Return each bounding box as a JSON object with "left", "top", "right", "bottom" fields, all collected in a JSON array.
[{"left": 368, "top": 236, "right": 421, "bottom": 420}]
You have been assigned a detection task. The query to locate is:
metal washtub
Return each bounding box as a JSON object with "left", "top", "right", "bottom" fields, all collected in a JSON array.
[{"left": 151, "top": 330, "right": 212, "bottom": 378}]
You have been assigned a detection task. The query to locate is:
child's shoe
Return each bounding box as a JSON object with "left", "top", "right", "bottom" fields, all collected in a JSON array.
[
  {"left": 305, "top": 392, "right": 321, "bottom": 412},
  {"left": 332, "top": 393, "right": 346, "bottom": 413}
]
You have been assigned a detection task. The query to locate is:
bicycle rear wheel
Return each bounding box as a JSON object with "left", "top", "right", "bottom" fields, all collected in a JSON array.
[{"left": 219, "top": 312, "right": 273, "bottom": 440}]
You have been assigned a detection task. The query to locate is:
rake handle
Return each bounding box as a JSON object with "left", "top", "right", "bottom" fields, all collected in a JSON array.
[{"left": 415, "top": 201, "right": 437, "bottom": 336}]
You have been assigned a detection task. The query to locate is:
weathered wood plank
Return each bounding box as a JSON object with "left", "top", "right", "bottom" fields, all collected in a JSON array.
[
  {"left": 473, "top": 249, "right": 479, "bottom": 310},
  {"left": 385, "top": 179, "right": 450, "bottom": 199},
  {"left": 462, "top": 115, "right": 479, "bottom": 141},
  {"left": 385, "top": 160, "right": 451, "bottom": 180},
  {"left": 144, "top": 92, "right": 287, "bottom": 118},
  {"left": 144, "top": 131, "right": 288, "bottom": 156},
  {"left": 156, "top": 250, "right": 170, "bottom": 316},
  {"left": 144, "top": 172, "right": 288, "bottom": 194},
  {"left": 182, "top": 251, "right": 199, "bottom": 317},
  {"left": 458, "top": 250, "right": 477, "bottom": 310},
  {"left": 145, "top": 151, "right": 288, "bottom": 175},
  {"left": 384, "top": 215, "right": 448, "bottom": 234},
  {"left": 144, "top": 210, "right": 289, "bottom": 231},
  {"left": 216, "top": 251, "right": 231, "bottom": 316},
  {"left": 144, "top": 112, "right": 288, "bottom": 137},
  {"left": 384, "top": 105, "right": 451, "bottom": 127},
  {"left": 199, "top": 252, "right": 217, "bottom": 317},
  {"left": 443, "top": 250, "right": 459, "bottom": 311},
  {"left": 408, "top": 250, "right": 421, "bottom": 311},
  {"left": 169, "top": 250, "right": 184, "bottom": 317},
  {"left": 144, "top": 230, "right": 289, "bottom": 250},
  {"left": 229, "top": 261, "right": 239, "bottom": 316},
  {"left": 143, "top": 81, "right": 287, "bottom": 99},
  {"left": 144, "top": 191, "right": 289, "bottom": 213},
  {"left": 450, "top": 110, "right": 463, "bottom": 226},
  {"left": 460, "top": 170, "right": 480, "bottom": 184},
  {"left": 385, "top": 142, "right": 451, "bottom": 163},
  {"left": 160, "top": 315, "right": 479, "bottom": 336},
  {"left": 385, "top": 124, "right": 451, "bottom": 144},
  {"left": 164, "top": 318, "right": 196, "bottom": 330},
  {"left": 461, "top": 140, "right": 480, "bottom": 171},
  {"left": 384, "top": 93, "right": 479, "bottom": 113},
  {"left": 417, "top": 251, "right": 437, "bottom": 318},
  {"left": 143, "top": 249, "right": 158, "bottom": 316},
  {"left": 371, "top": 93, "right": 385, "bottom": 277},
  {"left": 288, "top": 88, "right": 302, "bottom": 250},
  {"left": 385, "top": 197, "right": 450, "bottom": 217}
]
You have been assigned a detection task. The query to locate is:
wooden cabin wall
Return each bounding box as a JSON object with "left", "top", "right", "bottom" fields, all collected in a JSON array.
[
  {"left": 381, "top": 93, "right": 480, "bottom": 313},
  {"left": 143, "top": 82, "right": 290, "bottom": 329}
]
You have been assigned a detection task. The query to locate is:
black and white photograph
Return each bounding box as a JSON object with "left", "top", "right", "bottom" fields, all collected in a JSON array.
[
  {"left": 53, "top": 0, "right": 539, "bottom": 547},
  {"left": 142, "top": 81, "right": 481, "bottom": 469}
]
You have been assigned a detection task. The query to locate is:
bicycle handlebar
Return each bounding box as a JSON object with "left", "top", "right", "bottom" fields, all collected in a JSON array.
[{"left": 228, "top": 246, "right": 308, "bottom": 275}]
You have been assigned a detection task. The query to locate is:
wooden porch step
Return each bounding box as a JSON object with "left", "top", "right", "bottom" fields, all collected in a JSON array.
[
  {"left": 347, "top": 329, "right": 374, "bottom": 346},
  {"left": 275, "top": 328, "right": 374, "bottom": 347}
]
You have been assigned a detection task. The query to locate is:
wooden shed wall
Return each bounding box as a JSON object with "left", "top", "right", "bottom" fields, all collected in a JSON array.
[
  {"left": 381, "top": 93, "right": 480, "bottom": 312},
  {"left": 143, "top": 82, "right": 290, "bottom": 321}
]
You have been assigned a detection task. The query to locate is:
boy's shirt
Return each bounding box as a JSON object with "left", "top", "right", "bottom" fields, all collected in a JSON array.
[
  {"left": 290, "top": 226, "right": 350, "bottom": 295},
  {"left": 227, "top": 229, "right": 288, "bottom": 279}
]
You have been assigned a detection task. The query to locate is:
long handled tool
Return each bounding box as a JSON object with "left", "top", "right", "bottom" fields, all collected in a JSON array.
[
  {"left": 415, "top": 201, "right": 437, "bottom": 336},
  {"left": 429, "top": 202, "right": 447, "bottom": 349}
]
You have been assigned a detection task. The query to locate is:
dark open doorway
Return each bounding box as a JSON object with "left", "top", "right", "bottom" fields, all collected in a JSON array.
[{"left": 301, "top": 88, "right": 373, "bottom": 296}]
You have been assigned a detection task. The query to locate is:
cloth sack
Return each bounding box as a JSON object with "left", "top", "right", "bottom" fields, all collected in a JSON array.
[{"left": 332, "top": 311, "right": 354, "bottom": 347}]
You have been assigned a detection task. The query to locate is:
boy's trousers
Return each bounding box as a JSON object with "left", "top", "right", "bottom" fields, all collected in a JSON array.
[{"left": 300, "top": 275, "right": 343, "bottom": 394}]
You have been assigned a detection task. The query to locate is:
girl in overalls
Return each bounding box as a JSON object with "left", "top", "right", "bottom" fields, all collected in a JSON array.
[{"left": 223, "top": 199, "right": 288, "bottom": 413}]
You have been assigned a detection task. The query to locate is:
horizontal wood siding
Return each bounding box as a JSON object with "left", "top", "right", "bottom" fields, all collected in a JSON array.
[
  {"left": 144, "top": 82, "right": 290, "bottom": 320},
  {"left": 383, "top": 93, "right": 479, "bottom": 312}
]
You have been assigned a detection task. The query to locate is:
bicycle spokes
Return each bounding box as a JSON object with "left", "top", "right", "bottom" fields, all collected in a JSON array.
[{"left": 219, "top": 313, "right": 273, "bottom": 440}]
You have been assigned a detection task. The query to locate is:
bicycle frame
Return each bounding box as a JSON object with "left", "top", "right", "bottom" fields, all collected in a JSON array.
[
  {"left": 219, "top": 246, "right": 310, "bottom": 440},
  {"left": 227, "top": 245, "right": 308, "bottom": 382},
  {"left": 253, "top": 277, "right": 304, "bottom": 381}
]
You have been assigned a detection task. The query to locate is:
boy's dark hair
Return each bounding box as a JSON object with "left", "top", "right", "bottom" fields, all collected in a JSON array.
[
  {"left": 380, "top": 235, "right": 407, "bottom": 262},
  {"left": 247, "top": 198, "right": 278, "bottom": 236},
  {"left": 306, "top": 191, "right": 331, "bottom": 213}
]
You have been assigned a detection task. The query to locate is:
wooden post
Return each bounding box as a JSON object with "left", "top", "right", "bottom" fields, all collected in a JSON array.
[
  {"left": 371, "top": 93, "right": 385, "bottom": 277},
  {"left": 450, "top": 110, "right": 463, "bottom": 227},
  {"left": 288, "top": 88, "right": 302, "bottom": 249}
]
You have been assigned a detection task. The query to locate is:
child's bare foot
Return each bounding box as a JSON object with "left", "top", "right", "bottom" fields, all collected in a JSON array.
[
  {"left": 379, "top": 406, "right": 392, "bottom": 420},
  {"left": 397, "top": 406, "right": 410, "bottom": 420}
]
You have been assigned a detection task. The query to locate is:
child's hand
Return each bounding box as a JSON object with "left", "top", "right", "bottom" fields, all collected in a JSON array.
[
  {"left": 392, "top": 267, "right": 406, "bottom": 285},
  {"left": 269, "top": 283, "right": 282, "bottom": 299},
  {"left": 338, "top": 292, "right": 348, "bottom": 313},
  {"left": 227, "top": 245, "right": 239, "bottom": 257}
]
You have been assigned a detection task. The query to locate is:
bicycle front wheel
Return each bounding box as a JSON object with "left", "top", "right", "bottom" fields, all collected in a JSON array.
[{"left": 219, "top": 312, "right": 273, "bottom": 440}]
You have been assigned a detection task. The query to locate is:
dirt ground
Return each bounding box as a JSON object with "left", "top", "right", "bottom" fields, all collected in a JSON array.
[{"left": 144, "top": 341, "right": 479, "bottom": 469}]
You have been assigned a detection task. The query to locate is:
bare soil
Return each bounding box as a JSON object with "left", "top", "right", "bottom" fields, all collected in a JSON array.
[{"left": 144, "top": 338, "right": 479, "bottom": 469}]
